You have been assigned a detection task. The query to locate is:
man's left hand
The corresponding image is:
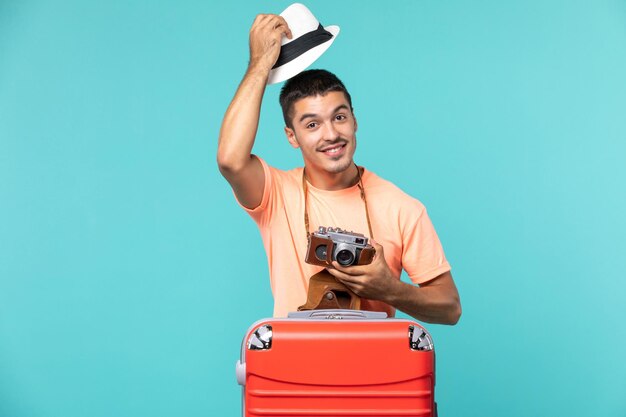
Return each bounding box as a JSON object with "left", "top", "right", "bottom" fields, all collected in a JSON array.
[{"left": 327, "top": 240, "right": 397, "bottom": 301}]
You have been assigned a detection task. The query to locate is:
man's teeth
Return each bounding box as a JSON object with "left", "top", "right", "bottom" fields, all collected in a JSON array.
[{"left": 325, "top": 145, "right": 343, "bottom": 153}]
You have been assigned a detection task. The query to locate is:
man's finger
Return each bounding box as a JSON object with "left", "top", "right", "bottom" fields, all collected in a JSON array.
[
  {"left": 256, "top": 14, "right": 281, "bottom": 30},
  {"left": 275, "top": 16, "right": 293, "bottom": 39},
  {"left": 252, "top": 14, "right": 273, "bottom": 28},
  {"left": 331, "top": 261, "right": 367, "bottom": 276},
  {"left": 269, "top": 23, "right": 291, "bottom": 42},
  {"left": 266, "top": 15, "right": 286, "bottom": 29},
  {"left": 327, "top": 267, "right": 362, "bottom": 283},
  {"left": 258, "top": 15, "right": 292, "bottom": 39},
  {"left": 370, "top": 239, "right": 384, "bottom": 253},
  {"left": 331, "top": 275, "right": 364, "bottom": 295},
  {"left": 370, "top": 241, "right": 387, "bottom": 263}
]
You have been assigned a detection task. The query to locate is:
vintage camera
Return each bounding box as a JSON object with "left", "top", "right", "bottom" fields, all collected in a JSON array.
[{"left": 305, "top": 226, "right": 376, "bottom": 268}]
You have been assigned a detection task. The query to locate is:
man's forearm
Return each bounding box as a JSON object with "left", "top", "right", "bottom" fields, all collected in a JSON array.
[
  {"left": 328, "top": 244, "right": 462, "bottom": 325},
  {"left": 217, "top": 14, "right": 290, "bottom": 208},
  {"left": 217, "top": 64, "right": 270, "bottom": 172},
  {"left": 218, "top": 13, "right": 291, "bottom": 172},
  {"left": 383, "top": 273, "right": 461, "bottom": 325}
]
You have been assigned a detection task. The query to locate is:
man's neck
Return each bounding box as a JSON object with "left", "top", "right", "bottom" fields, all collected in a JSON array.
[{"left": 304, "top": 163, "right": 360, "bottom": 191}]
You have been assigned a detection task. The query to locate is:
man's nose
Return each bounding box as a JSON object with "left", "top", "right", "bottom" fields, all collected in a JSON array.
[{"left": 322, "top": 121, "right": 339, "bottom": 140}]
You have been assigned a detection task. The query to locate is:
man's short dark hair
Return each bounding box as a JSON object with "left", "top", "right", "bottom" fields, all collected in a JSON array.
[{"left": 279, "top": 69, "right": 353, "bottom": 129}]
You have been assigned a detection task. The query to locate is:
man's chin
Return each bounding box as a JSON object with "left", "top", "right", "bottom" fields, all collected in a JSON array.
[{"left": 324, "top": 158, "right": 353, "bottom": 174}]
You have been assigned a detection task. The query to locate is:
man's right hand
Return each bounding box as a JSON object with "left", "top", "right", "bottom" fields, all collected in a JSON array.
[{"left": 248, "top": 14, "right": 293, "bottom": 73}]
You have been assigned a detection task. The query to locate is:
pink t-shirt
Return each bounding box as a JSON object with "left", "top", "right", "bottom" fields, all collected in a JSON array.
[{"left": 238, "top": 157, "right": 451, "bottom": 317}]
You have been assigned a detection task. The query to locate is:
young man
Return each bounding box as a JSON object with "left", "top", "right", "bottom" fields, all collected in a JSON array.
[{"left": 218, "top": 14, "right": 461, "bottom": 324}]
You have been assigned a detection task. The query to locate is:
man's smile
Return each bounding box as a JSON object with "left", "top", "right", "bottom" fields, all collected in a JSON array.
[{"left": 318, "top": 141, "right": 347, "bottom": 157}]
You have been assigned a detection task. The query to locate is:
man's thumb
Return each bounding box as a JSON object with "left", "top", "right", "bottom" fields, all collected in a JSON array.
[{"left": 370, "top": 239, "right": 384, "bottom": 254}]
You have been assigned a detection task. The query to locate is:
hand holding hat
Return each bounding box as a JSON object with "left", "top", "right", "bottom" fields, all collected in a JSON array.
[
  {"left": 269, "top": 3, "right": 340, "bottom": 84},
  {"left": 249, "top": 14, "right": 293, "bottom": 74},
  {"left": 248, "top": 3, "right": 340, "bottom": 85}
]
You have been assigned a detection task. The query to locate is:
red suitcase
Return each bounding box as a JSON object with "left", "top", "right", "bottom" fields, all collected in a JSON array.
[{"left": 236, "top": 309, "right": 437, "bottom": 417}]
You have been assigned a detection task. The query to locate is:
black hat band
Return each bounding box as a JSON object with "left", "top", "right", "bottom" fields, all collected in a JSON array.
[{"left": 272, "top": 24, "right": 333, "bottom": 70}]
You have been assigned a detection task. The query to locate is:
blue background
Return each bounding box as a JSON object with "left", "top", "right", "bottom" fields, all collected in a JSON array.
[{"left": 2, "top": 1, "right": 626, "bottom": 416}]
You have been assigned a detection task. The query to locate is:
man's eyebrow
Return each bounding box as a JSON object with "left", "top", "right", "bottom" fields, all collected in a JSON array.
[
  {"left": 299, "top": 113, "right": 318, "bottom": 123},
  {"left": 298, "top": 105, "right": 350, "bottom": 123},
  {"left": 333, "top": 104, "right": 350, "bottom": 113}
]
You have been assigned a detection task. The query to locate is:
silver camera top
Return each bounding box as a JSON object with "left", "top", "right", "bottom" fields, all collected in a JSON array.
[{"left": 315, "top": 226, "right": 369, "bottom": 247}]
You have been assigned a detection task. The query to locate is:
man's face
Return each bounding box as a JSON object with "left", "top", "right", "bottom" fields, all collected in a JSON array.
[{"left": 284, "top": 91, "right": 357, "bottom": 176}]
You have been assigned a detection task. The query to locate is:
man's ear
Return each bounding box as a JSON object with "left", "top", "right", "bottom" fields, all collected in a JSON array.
[
  {"left": 353, "top": 114, "right": 358, "bottom": 132},
  {"left": 285, "top": 126, "right": 300, "bottom": 149}
]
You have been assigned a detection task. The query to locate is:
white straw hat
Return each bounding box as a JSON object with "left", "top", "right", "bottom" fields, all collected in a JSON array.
[{"left": 267, "top": 3, "right": 340, "bottom": 85}]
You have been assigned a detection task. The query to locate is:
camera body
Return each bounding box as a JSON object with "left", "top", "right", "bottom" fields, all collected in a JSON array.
[{"left": 305, "top": 226, "right": 375, "bottom": 268}]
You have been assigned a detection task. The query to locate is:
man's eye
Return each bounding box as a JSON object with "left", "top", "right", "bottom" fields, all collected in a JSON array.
[
  {"left": 306, "top": 122, "right": 318, "bottom": 129},
  {"left": 335, "top": 114, "right": 346, "bottom": 121}
]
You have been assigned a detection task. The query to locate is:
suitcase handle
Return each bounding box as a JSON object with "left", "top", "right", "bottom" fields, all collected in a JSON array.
[{"left": 287, "top": 309, "right": 388, "bottom": 319}]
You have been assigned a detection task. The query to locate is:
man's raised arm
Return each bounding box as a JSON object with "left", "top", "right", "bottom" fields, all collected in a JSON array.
[{"left": 217, "top": 14, "right": 292, "bottom": 209}]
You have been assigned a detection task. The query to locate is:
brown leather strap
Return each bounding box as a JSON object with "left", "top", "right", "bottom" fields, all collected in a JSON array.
[
  {"left": 298, "top": 270, "right": 361, "bottom": 311},
  {"left": 356, "top": 165, "right": 374, "bottom": 240},
  {"left": 302, "top": 163, "right": 374, "bottom": 240}
]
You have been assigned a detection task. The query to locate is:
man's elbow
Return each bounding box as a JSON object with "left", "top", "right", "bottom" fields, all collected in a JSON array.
[
  {"left": 216, "top": 149, "right": 246, "bottom": 176},
  {"left": 217, "top": 156, "right": 236, "bottom": 176},
  {"left": 446, "top": 297, "right": 462, "bottom": 325}
]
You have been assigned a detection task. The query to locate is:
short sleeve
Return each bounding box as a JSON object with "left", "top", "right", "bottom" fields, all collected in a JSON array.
[
  {"left": 401, "top": 203, "right": 451, "bottom": 284},
  {"left": 233, "top": 155, "right": 275, "bottom": 227}
]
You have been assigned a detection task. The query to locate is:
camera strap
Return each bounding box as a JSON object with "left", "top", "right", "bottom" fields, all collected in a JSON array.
[{"left": 302, "top": 162, "right": 374, "bottom": 241}]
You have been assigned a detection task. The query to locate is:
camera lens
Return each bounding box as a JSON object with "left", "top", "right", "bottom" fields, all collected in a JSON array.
[
  {"left": 336, "top": 249, "right": 355, "bottom": 266},
  {"left": 315, "top": 245, "right": 328, "bottom": 261}
]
